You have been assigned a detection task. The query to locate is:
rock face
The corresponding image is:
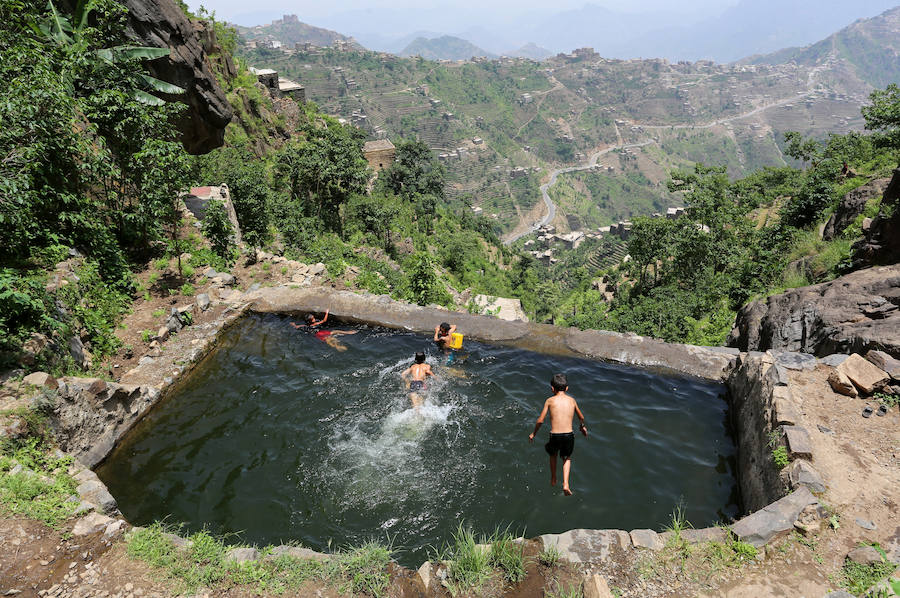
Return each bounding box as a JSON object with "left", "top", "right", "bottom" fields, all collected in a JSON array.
[
  {"left": 728, "top": 264, "right": 900, "bottom": 358},
  {"left": 123, "top": 0, "right": 232, "bottom": 153},
  {"left": 823, "top": 177, "right": 891, "bottom": 240},
  {"left": 50, "top": 378, "right": 161, "bottom": 467},
  {"left": 853, "top": 168, "right": 900, "bottom": 267}
]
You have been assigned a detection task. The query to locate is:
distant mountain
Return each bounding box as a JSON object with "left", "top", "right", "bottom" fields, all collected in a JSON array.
[
  {"left": 743, "top": 6, "right": 900, "bottom": 89},
  {"left": 615, "top": 0, "right": 900, "bottom": 62},
  {"left": 233, "top": 14, "right": 360, "bottom": 49},
  {"left": 400, "top": 36, "right": 496, "bottom": 61},
  {"left": 506, "top": 43, "right": 553, "bottom": 60}
]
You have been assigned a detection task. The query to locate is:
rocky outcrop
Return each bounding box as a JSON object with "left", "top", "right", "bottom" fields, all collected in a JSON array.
[
  {"left": 852, "top": 168, "right": 900, "bottom": 267},
  {"left": 728, "top": 264, "right": 900, "bottom": 358},
  {"left": 123, "top": 0, "right": 232, "bottom": 153},
  {"left": 822, "top": 176, "right": 891, "bottom": 240},
  {"left": 50, "top": 378, "right": 161, "bottom": 468}
]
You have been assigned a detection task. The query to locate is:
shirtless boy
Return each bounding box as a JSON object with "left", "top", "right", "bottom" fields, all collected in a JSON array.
[
  {"left": 528, "top": 373, "right": 587, "bottom": 496},
  {"left": 401, "top": 352, "right": 435, "bottom": 408},
  {"left": 433, "top": 322, "right": 456, "bottom": 349},
  {"left": 290, "top": 309, "right": 357, "bottom": 351}
]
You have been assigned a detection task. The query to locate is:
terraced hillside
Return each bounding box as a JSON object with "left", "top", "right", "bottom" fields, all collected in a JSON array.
[{"left": 240, "top": 8, "right": 892, "bottom": 237}]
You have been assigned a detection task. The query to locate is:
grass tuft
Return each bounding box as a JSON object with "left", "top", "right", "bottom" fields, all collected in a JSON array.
[
  {"left": 436, "top": 523, "right": 493, "bottom": 594},
  {"left": 539, "top": 543, "right": 561, "bottom": 567},
  {"left": 488, "top": 527, "right": 526, "bottom": 584}
]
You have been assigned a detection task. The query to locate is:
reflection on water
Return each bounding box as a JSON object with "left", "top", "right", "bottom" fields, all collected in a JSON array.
[{"left": 97, "top": 313, "right": 738, "bottom": 566}]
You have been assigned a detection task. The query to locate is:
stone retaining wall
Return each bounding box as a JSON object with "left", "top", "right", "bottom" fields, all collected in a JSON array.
[{"left": 37, "top": 285, "right": 838, "bottom": 579}]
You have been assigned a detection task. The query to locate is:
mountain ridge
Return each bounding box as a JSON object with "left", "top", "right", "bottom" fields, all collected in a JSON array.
[{"left": 399, "top": 35, "right": 496, "bottom": 61}]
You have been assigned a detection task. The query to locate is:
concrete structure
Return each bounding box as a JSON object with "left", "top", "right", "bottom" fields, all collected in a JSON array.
[
  {"left": 278, "top": 78, "right": 305, "bottom": 103},
  {"left": 362, "top": 139, "right": 396, "bottom": 171},
  {"left": 183, "top": 185, "right": 241, "bottom": 244},
  {"left": 249, "top": 67, "right": 279, "bottom": 95},
  {"left": 471, "top": 295, "right": 529, "bottom": 322}
]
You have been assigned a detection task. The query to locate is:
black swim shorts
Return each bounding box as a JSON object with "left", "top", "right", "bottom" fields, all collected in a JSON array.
[
  {"left": 545, "top": 432, "right": 575, "bottom": 458},
  {"left": 409, "top": 380, "right": 424, "bottom": 391}
]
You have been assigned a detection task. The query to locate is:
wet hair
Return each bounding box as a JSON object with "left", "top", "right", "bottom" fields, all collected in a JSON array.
[
  {"left": 305, "top": 314, "right": 315, "bottom": 325},
  {"left": 415, "top": 351, "right": 426, "bottom": 364},
  {"left": 439, "top": 322, "right": 451, "bottom": 334},
  {"left": 551, "top": 373, "right": 568, "bottom": 392}
]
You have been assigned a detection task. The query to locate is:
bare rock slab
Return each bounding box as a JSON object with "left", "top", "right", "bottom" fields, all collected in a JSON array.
[
  {"left": 731, "top": 486, "right": 818, "bottom": 547},
  {"left": 629, "top": 529, "right": 664, "bottom": 551},
  {"left": 416, "top": 561, "right": 432, "bottom": 591},
  {"left": 72, "top": 512, "right": 114, "bottom": 537},
  {"left": 681, "top": 527, "right": 729, "bottom": 543},
  {"left": 583, "top": 573, "right": 615, "bottom": 598},
  {"left": 836, "top": 353, "right": 889, "bottom": 394},
  {"left": 783, "top": 426, "right": 814, "bottom": 459},
  {"left": 847, "top": 545, "right": 884, "bottom": 565},
  {"left": 788, "top": 460, "right": 826, "bottom": 493},
  {"left": 226, "top": 547, "right": 259, "bottom": 563},
  {"left": 268, "top": 545, "right": 328, "bottom": 561},
  {"left": 540, "top": 529, "right": 632, "bottom": 563},
  {"left": 828, "top": 369, "right": 858, "bottom": 397},
  {"left": 22, "top": 372, "right": 58, "bottom": 390},
  {"left": 865, "top": 350, "right": 900, "bottom": 380}
]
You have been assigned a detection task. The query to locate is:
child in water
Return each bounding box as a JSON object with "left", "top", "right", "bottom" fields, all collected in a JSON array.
[
  {"left": 401, "top": 351, "right": 435, "bottom": 408},
  {"left": 290, "top": 308, "right": 357, "bottom": 351},
  {"left": 529, "top": 373, "right": 587, "bottom": 496}
]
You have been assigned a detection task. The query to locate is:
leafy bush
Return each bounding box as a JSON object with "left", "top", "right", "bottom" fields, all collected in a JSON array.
[{"left": 201, "top": 199, "right": 236, "bottom": 266}]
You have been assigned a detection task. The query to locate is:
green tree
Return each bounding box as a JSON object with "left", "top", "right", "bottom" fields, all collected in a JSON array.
[
  {"left": 861, "top": 84, "right": 900, "bottom": 162},
  {"left": 276, "top": 122, "right": 369, "bottom": 235},
  {"left": 201, "top": 200, "right": 236, "bottom": 265},
  {"left": 379, "top": 139, "right": 445, "bottom": 233},
  {"left": 346, "top": 193, "right": 400, "bottom": 251},
  {"left": 136, "top": 140, "right": 191, "bottom": 274},
  {"left": 406, "top": 252, "right": 449, "bottom": 306}
]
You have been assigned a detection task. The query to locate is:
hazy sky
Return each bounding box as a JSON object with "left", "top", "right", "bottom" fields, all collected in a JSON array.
[{"left": 188, "top": 0, "right": 739, "bottom": 26}]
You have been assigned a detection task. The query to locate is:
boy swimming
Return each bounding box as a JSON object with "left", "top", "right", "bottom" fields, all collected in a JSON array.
[
  {"left": 290, "top": 308, "right": 357, "bottom": 351},
  {"left": 401, "top": 351, "right": 435, "bottom": 408},
  {"left": 528, "top": 373, "right": 587, "bottom": 496}
]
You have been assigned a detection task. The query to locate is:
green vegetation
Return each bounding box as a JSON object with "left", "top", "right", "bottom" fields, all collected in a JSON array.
[
  {"left": 127, "top": 522, "right": 392, "bottom": 595},
  {"left": 538, "top": 544, "right": 561, "bottom": 567},
  {"left": 0, "top": 399, "right": 77, "bottom": 526},
  {"left": 438, "top": 524, "right": 494, "bottom": 593},
  {"left": 839, "top": 544, "right": 897, "bottom": 595}
]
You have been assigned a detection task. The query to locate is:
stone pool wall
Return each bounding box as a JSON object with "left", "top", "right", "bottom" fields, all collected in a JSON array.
[{"left": 35, "top": 286, "right": 834, "bottom": 574}]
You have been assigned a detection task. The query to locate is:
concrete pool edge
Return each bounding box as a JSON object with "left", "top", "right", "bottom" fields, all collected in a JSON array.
[
  {"left": 43, "top": 286, "right": 832, "bottom": 571},
  {"left": 244, "top": 286, "right": 740, "bottom": 381}
]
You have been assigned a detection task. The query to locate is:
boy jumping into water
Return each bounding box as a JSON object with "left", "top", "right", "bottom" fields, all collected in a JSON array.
[
  {"left": 529, "top": 373, "right": 587, "bottom": 496},
  {"left": 401, "top": 352, "right": 435, "bottom": 408},
  {"left": 290, "top": 309, "right": 357, "bottom": 351}
]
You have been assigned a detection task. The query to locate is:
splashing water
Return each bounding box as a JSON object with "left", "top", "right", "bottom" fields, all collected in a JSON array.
[{"left": 98, "top": 314, "right": 738, "bottom": 566}]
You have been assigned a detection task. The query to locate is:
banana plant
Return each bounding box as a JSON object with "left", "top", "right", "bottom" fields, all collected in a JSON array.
[{"left": 31, "top": 0, "right": 185, "bottom": 105}]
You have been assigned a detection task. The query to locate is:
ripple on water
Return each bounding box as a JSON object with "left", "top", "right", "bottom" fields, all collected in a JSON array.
[{"left": 96, "top": 313, "right": 738, "bottom": 566}]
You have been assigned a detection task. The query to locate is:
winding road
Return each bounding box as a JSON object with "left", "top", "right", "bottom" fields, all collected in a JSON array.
[
  {"left": 504, "top": 140, "right": 655, "bottom": 244},
  {"left": 502, "top": 77, "right": 831, "bottom": 245}
]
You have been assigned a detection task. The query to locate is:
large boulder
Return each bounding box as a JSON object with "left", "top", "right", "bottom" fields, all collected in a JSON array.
[
  {"left": 823, "top": 177, "right": 891, "bottom": 240},
  {"left": 123, "top": 0, "right": 232, "bottom": 153},
  {"left": 853, "top": 168, "right": 900, "bottom": 268},
  {"left": 728, "top": 264, "right": 900, "bottom": 358}
]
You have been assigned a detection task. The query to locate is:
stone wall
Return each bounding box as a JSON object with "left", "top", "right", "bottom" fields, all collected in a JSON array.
[
  {"left": 726, "top": 352, "right": 788, "bottom": 512},
  {"left": 245, "top": 286, "right": 739, "bottom": 381},
  {"left": 37, "top": 285, "right": 836, "bottom": 575}
]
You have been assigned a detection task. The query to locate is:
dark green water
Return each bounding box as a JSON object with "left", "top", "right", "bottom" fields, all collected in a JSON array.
[{"left": 97, "top": 313, "right": 738, "bottom": 566}]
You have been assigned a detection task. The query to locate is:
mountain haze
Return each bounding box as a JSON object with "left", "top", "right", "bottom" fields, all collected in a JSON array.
[
  {"left": 400, "top": 35, "right": 496, "bottom": 60},
  {"left": 233, "top": 14, "right": 358, "bottom": 48},
  {"left": 744, "top": 6, "right": 900, "bottom": 89}
]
